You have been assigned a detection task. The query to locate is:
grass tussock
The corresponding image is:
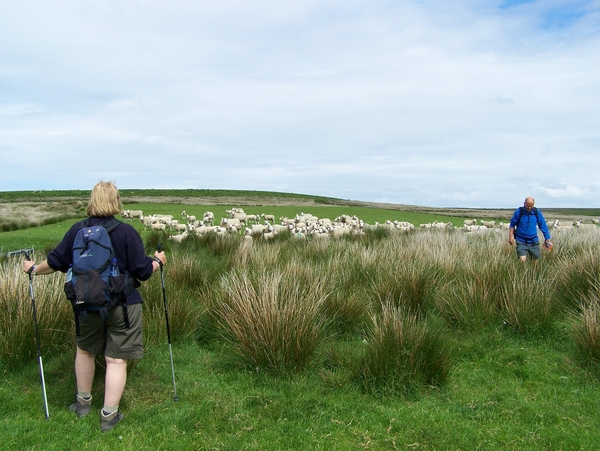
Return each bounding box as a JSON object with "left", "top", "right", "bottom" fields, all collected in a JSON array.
[
  {"left": 0, "top": 256, "right": 73, "bottom": 368},
  {"left": 572, "top": 284, "right": 600, "bottom": 365},
  {"left": 355, "top": 301, "right": 452, "bottom": 396},
  {"left": 499, "top": 264, "right": 558, "bottom": 335},
  {"left": 3, "top": 222, "right": 600, "bottom": 384},
  {"left": 215, "top": 270, "right": 330, "bottom": 374}
]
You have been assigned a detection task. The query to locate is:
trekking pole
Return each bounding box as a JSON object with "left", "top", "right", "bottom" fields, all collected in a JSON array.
[
  {"left": 24, "top": 251, "right": 50, "bottom": 419},
  {"left": 157, "top": 243, "right": 178, "bottom": 401}
]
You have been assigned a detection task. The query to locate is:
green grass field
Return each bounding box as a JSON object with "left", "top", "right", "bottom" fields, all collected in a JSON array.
[{"left": 1, "top": 190, "right": 600, "bottom": 450}]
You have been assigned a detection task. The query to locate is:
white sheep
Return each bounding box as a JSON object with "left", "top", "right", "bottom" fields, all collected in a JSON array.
[
  {"left": 220, "top": 217, "right": 242, "bottom": 230},
  {"left": 202, "top": 211, "right": 215, "bottom": 225},
  {"left": 279, "top": 216, "right": 295, "bottom": 226},
  {"left": 232, "top": 212, "right": 248, "bottom": 222},
  {"left": 226, "top": 208, "right": 245, "bottom": 218},
  {"left": 272, "top": 224, "right": 291, "bottom": 234},
  {"left": 432, "top": 221, "right": 453, "bottom": 230},
  {"left": 140, "top": 215, "right": 157, "bottom": 230},
  {"left": 150, "top": 222, "right": 167, "bottom": 232},
  {"left": 172, "top": 223, "right": 188, "bottom": 233},
  {"left": 250, "top": 224, "right": 270, "bottom": 236},
  {"left": 168, "top": 232, "right": 188, "bottom": 244},
  {"left": 155, "top": 214, "right": 174, "bottom": 224},
  {"left": 463, "top": 225, "right": 489, "bottom": 233},
  {"left": 262, "top": 213, "right": 275, "bottom": 223},
  {"left": 551, "top": 219, "right": 573, "bottom": 231},
  {"left": 128, "top": 210, "right": 143, "bottom": 220},
  {"left": 261, "top": 225, "right": 275, "bottom": 240},
  {"left": 480, "top": 220, "right": 496, "bottom": 228},
  {"left": 463, "top": 219, "right": 477, "bottom": 226}
]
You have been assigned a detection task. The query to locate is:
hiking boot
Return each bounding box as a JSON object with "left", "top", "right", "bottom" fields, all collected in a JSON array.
[
  {"left": 68, "top": 394, "right": 92, "bottom": 418},
  {"left": 101, "top": 410, "right": 124, "bottom": 432}
]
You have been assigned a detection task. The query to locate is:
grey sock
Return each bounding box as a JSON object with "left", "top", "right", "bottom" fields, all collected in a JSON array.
[
  {"left": 78, "top": 392, "right": 92, "bottom": 401},
  {"left": 102, "top": 405, "right": 119, "bottom": 415}
]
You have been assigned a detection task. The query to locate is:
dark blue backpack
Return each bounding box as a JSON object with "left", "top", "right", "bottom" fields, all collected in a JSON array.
[{"left": 64, "top": 218, "right": 135, "bottom": 335}]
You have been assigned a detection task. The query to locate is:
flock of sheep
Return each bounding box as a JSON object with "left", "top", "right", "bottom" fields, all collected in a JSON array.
[{"left": 119, "top": 208, "right": 600, "bottom": 243}]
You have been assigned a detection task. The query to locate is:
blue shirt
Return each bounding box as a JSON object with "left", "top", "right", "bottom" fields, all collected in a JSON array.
[{"left": 509, "top": 207, "right": 551, "bottom": 243}]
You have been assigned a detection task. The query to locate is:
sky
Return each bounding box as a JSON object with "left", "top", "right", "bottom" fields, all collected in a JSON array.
[{"left": 1, "top": 1, "right": 599, "bottom": 208}]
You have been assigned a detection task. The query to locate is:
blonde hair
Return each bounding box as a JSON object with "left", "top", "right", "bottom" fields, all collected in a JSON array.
[{"left": 87, "top": 181, "right": 123, "bottom": 217}]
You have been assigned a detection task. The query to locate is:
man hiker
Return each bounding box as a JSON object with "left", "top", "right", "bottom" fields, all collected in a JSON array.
[{"left": 508, "top": 196, "right": 552, "bottom": 262}]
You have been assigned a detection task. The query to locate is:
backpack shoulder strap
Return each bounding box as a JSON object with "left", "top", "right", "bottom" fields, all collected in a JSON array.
[
  {"left": 104, "top": 218, "right": 123, "bottom": 234},
  {"left": 515, "top": 207, "right": 524, "bottom": 223}
]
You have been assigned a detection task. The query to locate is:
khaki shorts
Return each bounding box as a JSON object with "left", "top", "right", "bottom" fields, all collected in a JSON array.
[{"left": 76, "top": 303, "right": 143, "bottom": 360}]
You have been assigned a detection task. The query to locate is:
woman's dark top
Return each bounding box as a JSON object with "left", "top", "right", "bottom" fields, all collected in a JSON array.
[{"left": 46, "top": 216, "right": 154, "bottom": 305}]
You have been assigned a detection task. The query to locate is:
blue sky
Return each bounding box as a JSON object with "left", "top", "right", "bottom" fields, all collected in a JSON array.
[{"left": 1, "top": 1, "right": 599, "bottom": 208}]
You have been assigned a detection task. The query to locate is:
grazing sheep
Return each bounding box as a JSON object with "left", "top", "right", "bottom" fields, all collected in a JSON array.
[
  {"left": 220, "top": 218, "right": 242, "bottom": 230},
  {"left": 260, "top": 225, "right": 275, "bottom": 240},
  {"left": 463, "top": 225, "right": 489, "bottom": 233},
  {"left": 551, "top": 219, "right": 573, "bottom": 231},
  {"left": 232, "top": 212, "right": 248, "bottom": 222},
  {"left": 262, "top": 214, "right": 275, "bottom": 223},
  {"left": 272, "top": 224, "right": 291, "bottom": 234},
  {"left": 574, "top": 220, "right": 599, "bottom": 230},
  {"left": 250, "top": 224, "right": 270, "bottom": 236},
  {"left": 432, "top": 221, "right": 453, "bottom": 230},
  {"left": 480, "top": 220, "right": 496, "bottom": 228},
  {"left": 155, "top": 214, "right": 174, "bottom": 223},
  {"left": 463, "top": 219, "right": 477, "bottom": 226},
  {"left": 150, "top": 222, "right": 167, "bottom": 232},
  {"left": 172, "top": 223, "right": 188, "bottom": 233},
  {"left": 168, "top": 232, "right": 188, "bottom": 244},
  {"left": 318, "top": 218, "right": 333, "bottom": 227},
  {"left": 226, "top": 208, "right": 245, "bottom": 218},
  {"left": 279, "top": 217, "right": 295, "bottom": 226},
  {"left": 140, "top": 215, "right": 157, "bottom": 230},
  {"left": 202, "top": 211, "right": 215, "bottom": 225},
  {"left": 128, "top": 210, "right": 143, "bottom": 220},
  {"left": 328, "top": 225, "right": 351, "bottom": 237}
]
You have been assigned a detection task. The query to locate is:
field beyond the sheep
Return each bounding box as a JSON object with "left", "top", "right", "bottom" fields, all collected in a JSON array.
[{"left": 2, "top": 190, "right": 600, "bottom": 450}]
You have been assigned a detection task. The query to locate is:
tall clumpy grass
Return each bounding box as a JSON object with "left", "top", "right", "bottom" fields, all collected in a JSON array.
[
  {"left": 499, "top": 262, "right": 558, "bottom": 335},
  {"left": 139, "top": 252, "right": 209, "bottom": 346},
  {"left": 0, "top": 256, "right": 73, "bottom": 369},
  {"left": 355, "top": 300, "right": 452, "bottom": 396},
  {"left": 364, "top": 233, "right": 445, "bottom": 315},
  {"left": 435, "top": 233, "right": 513, "bottom": 329},
  {"left": 571, "top": 286, "right": 600, "bottom": 365},
  {"left": 552, "top": 228, "right": 600, "bottom": 311},
  {"left": 215, "top": 269, "right": 330, "bottom": 374}
]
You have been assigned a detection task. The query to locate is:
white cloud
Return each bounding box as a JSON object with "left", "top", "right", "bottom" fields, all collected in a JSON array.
[{"left": 1, "top": 0, "right": 599, "bottom": 207}]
